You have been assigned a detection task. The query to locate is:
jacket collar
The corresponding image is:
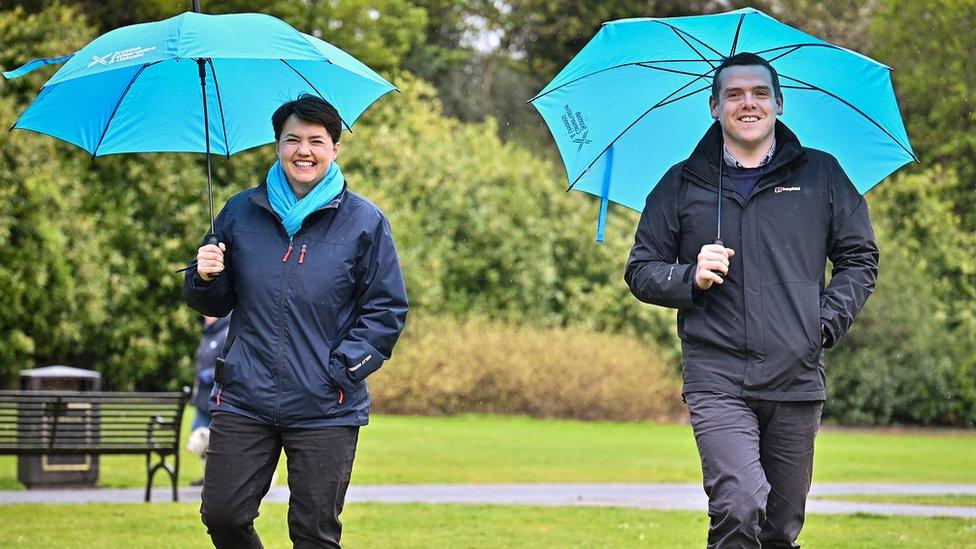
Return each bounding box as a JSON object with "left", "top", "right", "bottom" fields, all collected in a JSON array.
[
  {"left": 684, "top": 120, "right": 806, "bottom": 186},
  {"left": 249, "top": 180, "right": 346, "bottom": 215}
]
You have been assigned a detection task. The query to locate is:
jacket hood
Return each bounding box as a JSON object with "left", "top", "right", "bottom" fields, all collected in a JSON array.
[{"left": 684, "top": 120, "right": 806, "bottom": 185}]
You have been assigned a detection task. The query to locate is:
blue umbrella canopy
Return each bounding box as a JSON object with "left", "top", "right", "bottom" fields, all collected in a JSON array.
[
  {"left": 529, "top": 8, "right": 915, "bottom": 241},
  {"left": 5, "top": 11, "right": 395, "bottom": 156}
]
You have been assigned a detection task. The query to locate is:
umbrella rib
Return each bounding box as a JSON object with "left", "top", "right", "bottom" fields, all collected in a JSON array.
[
  {"left": 91, "top": 63, "right": 153, "bottom": 158},
  {"left": 205, "top": 58, "right": 231, "bottom": 158},
  {"left": 757, "top": 43, "right": 843, "bottom": 55},
  {"left": 667, "top": 26, "right": 716, "bottom": 67},
  {"left": 567, "top": 83, "right": 711, "bottom": 192},
  {"left": 9, "top": 86, "right": 56, "bottom": 132},
  {"left": 655, "top": 83, "right": 713, "bottom": 110},
  {"left": 766, "top": 45, "right": 802, "bottom": 64},
  {"left": 755, "top": 42, "right": 848, "bottom": 61},
  {"left": 654, "top": 21, "right": 725, "bottom": 64},
  {"left": 729, "top": 14, "right": 746, "bottom": 56},
  {"left": 279, "top": 59, "right": 352, "bottom": 132},
  {"left": 528, "top": 59, "right": 720, "bottom": 103},
  {"left": 778, "top": 73, "right": 917, "bottom": 161},
  {"left": 648, "top": 71, "right": 714, "bottom": 112},
  {"left": 635, "top": 64, "right": 715, "bottom": 78}
]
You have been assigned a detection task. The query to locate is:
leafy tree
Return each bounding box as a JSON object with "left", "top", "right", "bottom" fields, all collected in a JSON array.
[
  {"left": 0, "top": 5, "right": 110, "bottom": 379},
  {"left": 5, "top": 0, "right": 427, "bottom": 74},
  {"left": 730, "top": 0, "right": 879, "bottom": 52},
  {"left": 868, "top": 0, "right": 976, "bottom": 222},
  {"left": 827, "top": 167, "right": 976, "bottom": 425},
  {"left": 500, "top": 1, "right": 711, "bottom": 83}
]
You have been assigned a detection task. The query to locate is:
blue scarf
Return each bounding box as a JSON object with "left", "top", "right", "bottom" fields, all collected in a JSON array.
[{"left": 266, "top": 160, "right": 344, "bottom": 239}]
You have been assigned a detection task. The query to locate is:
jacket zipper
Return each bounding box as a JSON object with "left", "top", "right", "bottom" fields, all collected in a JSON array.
[
  {"left": 274, "top": 238, "right": 294, "bottom": 423},
  {"left": 215, "top": 388, "right": 222, "bottom": 406},
  {"left": 298, "top": 243, "right": 308, "bottom": 264},
  {"left": 337, "top": 389, "right": 344, "bottom": 405}
]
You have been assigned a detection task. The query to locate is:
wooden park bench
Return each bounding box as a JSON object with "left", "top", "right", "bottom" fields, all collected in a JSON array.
[{"left": 0, "top": 388, "right": 191, "bottom": 502}]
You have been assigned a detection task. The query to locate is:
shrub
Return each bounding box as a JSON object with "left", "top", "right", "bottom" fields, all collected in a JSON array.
[{"left": 370, "top": 314, "right": 683, "bottom": 422}]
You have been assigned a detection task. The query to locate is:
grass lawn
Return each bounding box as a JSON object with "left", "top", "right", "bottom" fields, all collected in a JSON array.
[
  {"left": 814, "top": 494, "right": 976, "bottom": 507},
  {"left": 1, "top": 413, "right": 975, "bottom": 489},
  {"left": 0, "top": 502, "right": 974, "bottom": 548}
]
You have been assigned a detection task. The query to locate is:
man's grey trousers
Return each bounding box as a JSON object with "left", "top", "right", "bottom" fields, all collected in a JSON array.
[{"left": 685, "top": 392, "right": 824, "bottom": 548}]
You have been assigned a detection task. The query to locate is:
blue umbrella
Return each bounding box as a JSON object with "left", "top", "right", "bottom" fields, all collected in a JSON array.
[
  {"left": 529, "top": 8, "right": 915, "bottom": 242},
  {"left": 4, "top": 10, "right": 395, "bottom": 240}
]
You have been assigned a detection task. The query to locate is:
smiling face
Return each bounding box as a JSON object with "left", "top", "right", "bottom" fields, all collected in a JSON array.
[
  {"left": 275, "top": 115, "right": 340, "bottom": 196},
  {"left": 709, "top": 64, "right": 783, "bottom": 157}
]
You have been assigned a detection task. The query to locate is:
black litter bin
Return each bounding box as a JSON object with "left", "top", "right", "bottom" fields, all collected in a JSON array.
[{"left": 18, "top": 365, "right": 102, "bottom": 488}]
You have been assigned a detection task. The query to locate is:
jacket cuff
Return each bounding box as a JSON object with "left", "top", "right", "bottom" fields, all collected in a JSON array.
[
  {"left": 331, "top": 340, "right": 384, "bottom": 388},
  {"left": 820, "top": 317, "right": 838, "bottom": 349},
  {"left": 186, "top": 270, "right": 216, "bottom": 289},
  {"left": 687, "top": 263, "right": 708, "bottom": 309},
  {"left": 328, "top": 355, "right": 359, "bottom": 393}
]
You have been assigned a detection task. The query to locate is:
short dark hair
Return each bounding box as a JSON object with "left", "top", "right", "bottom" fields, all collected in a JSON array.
[
  {"left": 272, "top": 93, "right": 343, "bottom": 143},
  {"left": 711, "top": 52, "right": 782, "bottom": 101}
]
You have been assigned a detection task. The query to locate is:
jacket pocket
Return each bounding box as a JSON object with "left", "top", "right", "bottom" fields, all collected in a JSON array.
[
  {"left": 219, "top": 335, "right": 258, "bottom": 397},
  {"left": 312, "top": 352, "right": 346, "bottom": 418},
  {"left": 678, "top": 283, "right": 744, "bottom": 350},
  {"left": 761, "top": 280, "right": 820, "bottom": 364}
]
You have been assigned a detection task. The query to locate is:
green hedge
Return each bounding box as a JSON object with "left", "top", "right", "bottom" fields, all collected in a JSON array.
[{"left": 370, "top": 314, "right": 683, "bottom": 422}]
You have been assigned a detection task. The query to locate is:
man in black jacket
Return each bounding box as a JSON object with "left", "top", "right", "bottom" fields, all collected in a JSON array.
[{"left": 625, "top": 53, "right": 878, "bottom": 548}]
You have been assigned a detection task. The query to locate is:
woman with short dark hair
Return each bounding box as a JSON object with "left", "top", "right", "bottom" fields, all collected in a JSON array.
[{"left": 185, "top": 93, "right": 408, "bottom": 548}]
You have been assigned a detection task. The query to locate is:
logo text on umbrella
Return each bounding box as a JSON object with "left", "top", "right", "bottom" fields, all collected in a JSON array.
[
  {"left": 561, "top": 104, "right": 591, "bottom": 151},
  {"left": 86, "top": 46, "right": 157, "bottom": 69}
]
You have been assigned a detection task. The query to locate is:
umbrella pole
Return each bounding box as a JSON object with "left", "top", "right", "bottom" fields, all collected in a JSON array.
[
  {"left": 193, "top": 2, "right": 217, "bottom": 246},
  {"left": 197, "top": 58, "right": 218, "bottom": 248},
  {"left": 714, "top": 142, "right": 724, "bottom": 248}
]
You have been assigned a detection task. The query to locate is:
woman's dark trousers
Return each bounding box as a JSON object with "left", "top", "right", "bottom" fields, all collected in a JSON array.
[
  {"left": 200, "top": 411, "right": 359, "bottom": 548},
  {"left": 686, "top": 392, "right": 823, "bottom": 549}
]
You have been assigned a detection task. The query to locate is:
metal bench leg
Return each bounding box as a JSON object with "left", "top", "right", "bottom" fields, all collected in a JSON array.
[
  {"left": 172, "top": 447, "right": 180, "bottom": 502},
  {"left": 145, "top": 452, "right": 178, "bottom": 502},
  {"left": 145, "top": 452, "right": 154, "bottom": 502}
]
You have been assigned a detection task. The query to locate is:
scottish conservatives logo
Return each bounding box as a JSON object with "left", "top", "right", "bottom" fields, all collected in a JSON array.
[
  {"left": 86, "top": 46, "right": 157, "bottom": 69},
  {"left": 561, "top": 104, "right": 591, "bottom": 152}
]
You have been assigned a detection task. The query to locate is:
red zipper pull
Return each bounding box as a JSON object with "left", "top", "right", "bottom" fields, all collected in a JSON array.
[
  {"left": 298, "top": 243, "right": 308, "bottom": 264},
  {"left": 281, "top": 242, "right": 293, "bottom": 262},
  {"left": 215, "top": 388, "right": 223, "bottom": 406},
  {"left": 338, "top": 389, "right": 344, "bottom": 405}
]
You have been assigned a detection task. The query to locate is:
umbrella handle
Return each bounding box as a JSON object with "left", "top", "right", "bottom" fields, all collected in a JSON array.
[
  {"left": 711, "top": 238, "right": 725, "bottom": 281},
  {"left": 205, "top": 233, "right": 222, "bottom": 279}
]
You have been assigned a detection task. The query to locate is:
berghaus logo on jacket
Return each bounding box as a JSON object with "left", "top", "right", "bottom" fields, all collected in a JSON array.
[{"left": 774, "top": 186, "right": 801, "bottom": 193}]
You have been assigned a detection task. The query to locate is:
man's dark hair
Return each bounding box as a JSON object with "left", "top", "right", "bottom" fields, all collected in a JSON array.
[
  {"left": 711, "top": 52, "right": 782, "bottom": 101},
  {"left": 272, "top": 93, "right": 343, "bottom": 142}
]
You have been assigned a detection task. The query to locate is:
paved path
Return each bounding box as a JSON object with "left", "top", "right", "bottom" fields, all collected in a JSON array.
[{"left": 1, "top": 483, "right": 975, "bottom": 518}]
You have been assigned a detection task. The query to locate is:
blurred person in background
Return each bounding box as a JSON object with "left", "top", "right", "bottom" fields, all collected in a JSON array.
[{"left": 186, "top": 314, "right": 229, "bottom": 486}]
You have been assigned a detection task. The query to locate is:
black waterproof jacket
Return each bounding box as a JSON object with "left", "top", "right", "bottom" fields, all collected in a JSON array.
[
  {"left": 184, "top": 182, "right": 408, "bottom": 427},
  {"left": 625, "top": 122, "right": 878, "bottom": 401}
]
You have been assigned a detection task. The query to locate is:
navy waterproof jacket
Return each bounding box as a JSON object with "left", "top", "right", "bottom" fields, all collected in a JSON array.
[
  {"left": 184, "top": 181, "right": 408, "bottom": 428},
  {"left": 626, "top": 122, "right": 878, "bottom": 401}
]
